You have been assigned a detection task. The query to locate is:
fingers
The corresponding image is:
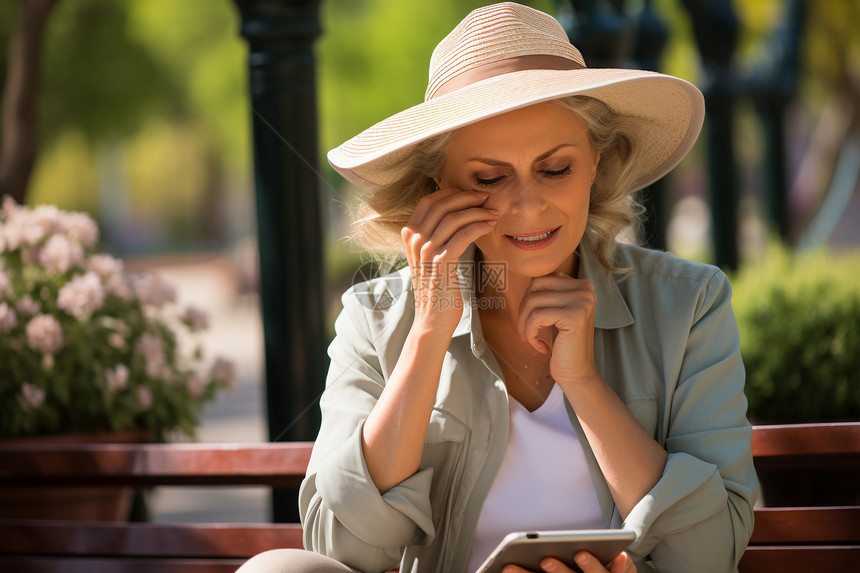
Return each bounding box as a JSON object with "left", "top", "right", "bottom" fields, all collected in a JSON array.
[
  {"left": 572, "top": 551, "right": 636, "bottom": 573},
  {"left": 403, "top": 188, "right": 499, "bottom": 265},
  {"left": 428, "top": 208, "right": 499, "bottom": 257},
  {"left": 498, "top": 553, "right": 632, "bottom": 573},
  {"left": 573, "top": 551, "right": 606, "bottom": 572},
  {"left": 407, "top": 186, "right": 461, "bottom": 224},
  {"left": 523, "top": 273, "right": 591, "bottom": 295},
  {"left": 608, "top": 552, "right": 636, "bottom": 573},
  {"left": 500, "top": 563, "right": 575, "bottom": 573},
  {"left": 517, "top": 278, "right": 596, "bottom": 352},
  {"left": 401, "top": 187, "right": 502, "bottom": 331},
  {"left": 539, "top": 557, "right": 579, "bottom": 572},
  {"left": 402, "top": 216, "right": 496, "bottom": 267},
  {"left": 501, "top": 566, "right": 531, "bottom": 573},
  {"left": 409, "top": 188, "right": 492, "bottom": 234}
]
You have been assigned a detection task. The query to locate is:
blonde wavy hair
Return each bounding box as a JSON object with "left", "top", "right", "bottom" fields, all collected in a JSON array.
[{"left": 349, "top": 95, "right": 648, "bottom": 274}]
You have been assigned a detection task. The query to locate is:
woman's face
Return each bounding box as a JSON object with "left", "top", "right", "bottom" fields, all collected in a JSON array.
[{"left": 439, "top": 102, "right": 600, "bottom": 278}]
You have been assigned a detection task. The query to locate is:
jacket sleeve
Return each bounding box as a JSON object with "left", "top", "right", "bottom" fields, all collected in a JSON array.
[
  {"left": 622, "top": 270, "right": 759, "bottom": 573},
  {"left": 299, "top": 288, "right": 435, "bottom": 573}
]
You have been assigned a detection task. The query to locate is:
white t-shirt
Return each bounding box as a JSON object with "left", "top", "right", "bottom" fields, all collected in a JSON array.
[{"left": 466, "top": 383, "right": 604, "bottom": 572}]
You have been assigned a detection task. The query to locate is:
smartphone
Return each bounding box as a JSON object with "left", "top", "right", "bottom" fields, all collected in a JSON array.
[{"left": 474, "top": 529, "right": 636, "bottom": 573}]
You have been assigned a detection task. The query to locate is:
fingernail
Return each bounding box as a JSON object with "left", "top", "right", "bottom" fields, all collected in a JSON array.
[
  {"left": 486, "top": 219, "right": 498, "bottom": 226},
  {"left": 487, "top": 209, "right": 501, "bottom": 215},
  {"left": 575, "top": 553, "right": 589, "bottom": 567}
]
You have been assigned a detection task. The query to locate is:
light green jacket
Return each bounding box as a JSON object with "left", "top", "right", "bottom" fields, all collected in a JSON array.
[{"left": 299, "top": 243, "right": 759, "bottom": 573}]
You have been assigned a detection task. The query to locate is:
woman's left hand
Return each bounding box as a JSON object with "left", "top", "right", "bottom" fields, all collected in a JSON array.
[
  {"left": 517, "top": 272, "right": 669, "bottom": 519},
  {"left": 517, "top": 273, "right": 600, "bottom": 388},
  {"left": 501, "top": 551, "right": 636, "bottom": 573}
]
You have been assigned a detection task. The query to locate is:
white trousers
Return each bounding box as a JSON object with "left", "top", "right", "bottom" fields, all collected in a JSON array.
[{"left": 236, "top": 549, "right": 361, "bottom": 573}]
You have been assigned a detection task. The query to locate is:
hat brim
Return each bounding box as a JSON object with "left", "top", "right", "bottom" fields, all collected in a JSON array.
[{"left": 328, "top": 68, "right": 705, "bottom": 191}]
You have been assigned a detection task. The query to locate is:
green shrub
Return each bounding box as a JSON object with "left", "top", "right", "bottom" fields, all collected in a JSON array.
[{"left": 731, "top": 245, "right": 860, "bottom": 423}]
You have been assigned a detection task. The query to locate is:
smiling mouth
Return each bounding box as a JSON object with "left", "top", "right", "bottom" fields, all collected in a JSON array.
[
  {"left": 508, "top": 227, "right": 561, "bottom": 243},
  {"left": 510, "top": 229, "right": 554, "bottom": 242},
  {"left": 504, "top": 226, "right": 561, "bottom": 249}
]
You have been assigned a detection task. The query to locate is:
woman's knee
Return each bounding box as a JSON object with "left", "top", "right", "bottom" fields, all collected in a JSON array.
[
  {"left": 236, "top": 549, "right": 299, "bottom": 573},
  {"left": 236, "top": 548, "right": 358, "bottom": 573}
]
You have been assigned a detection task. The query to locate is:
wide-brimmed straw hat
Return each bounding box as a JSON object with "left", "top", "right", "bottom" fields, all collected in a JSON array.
[{"left": 328, "top": 2, "right": 705, "bottom": 191}]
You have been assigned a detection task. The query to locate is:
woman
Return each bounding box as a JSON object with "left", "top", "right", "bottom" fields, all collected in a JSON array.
[{"left": 239, "top": 3, "right": 758, "bottom": 572}]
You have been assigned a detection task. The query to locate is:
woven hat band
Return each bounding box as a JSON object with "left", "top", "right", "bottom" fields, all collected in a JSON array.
[{"left": 427, "top": 54, "right": 585, "bottom": 100}]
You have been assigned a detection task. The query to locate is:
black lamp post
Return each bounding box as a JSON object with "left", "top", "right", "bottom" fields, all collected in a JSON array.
[
  {"left": 746, "top": 0, "right": 805, "bottom": 243},
  {"left": 681, "top": 0, "right": 741, "bottom": 270},
  {"left": 233, "top": 0, "right": 326, "bottom": 522}
]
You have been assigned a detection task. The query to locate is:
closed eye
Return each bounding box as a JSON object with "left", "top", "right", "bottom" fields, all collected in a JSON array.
[
  {"left": 538, "top": 165, "right": 571, "bottom": 179},
  {"left": 473, "top": 174, "right": 506, "bottom": 187}
]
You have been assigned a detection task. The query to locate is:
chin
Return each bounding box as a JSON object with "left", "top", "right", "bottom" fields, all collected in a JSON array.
[{"left": 504, "top": 253, "right": 573, "bottom": 278}]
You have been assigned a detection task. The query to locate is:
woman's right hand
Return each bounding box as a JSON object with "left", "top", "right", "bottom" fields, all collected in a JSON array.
[
  {"left": 401, "top": 187, "right": 500, "bottom": 334},
  {"left": 361, "top": 188, "right": 499, "bottom": 494}
]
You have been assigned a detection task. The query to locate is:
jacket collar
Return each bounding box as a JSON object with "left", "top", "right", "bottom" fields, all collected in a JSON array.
[
  {"left": 579, "top": 243, "right": 635, "bottom": 329},
  {"left": 452, "top": 242, "right": 634, "bottom": 339}
]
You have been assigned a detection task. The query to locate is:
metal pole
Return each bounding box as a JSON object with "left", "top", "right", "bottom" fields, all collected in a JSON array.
[
  {"left": 747, "top": 0, "right": 806, "bottom": 243},
  {"left": 233, "top": 0, "right": 326, "bottom": 522},
  {"left": 759, "top": 101, "right": 789, "bottom": 241},
  {"left": 682, "top": 0, "right": 740, "bottom": 270},
  {"left": 705, "top": 83, "right": 740, "bottom": 270}
]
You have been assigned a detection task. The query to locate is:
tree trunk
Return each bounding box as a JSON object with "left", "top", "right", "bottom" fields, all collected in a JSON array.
[{"left": 0, "top": 0, "right": 58, "bottom": 205}]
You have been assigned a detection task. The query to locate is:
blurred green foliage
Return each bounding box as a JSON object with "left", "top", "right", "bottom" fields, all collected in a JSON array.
[
  {"left": 1, "top": 0, "right": 249, "bottom": 246},
  {"left": 732, "top": 244, "right": 860, "bottom": 423},
  {"left": 39, "top": 0, "right": 178, "bottom": 142}
]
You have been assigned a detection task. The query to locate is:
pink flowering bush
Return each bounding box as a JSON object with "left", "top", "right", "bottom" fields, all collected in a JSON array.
[{"left": 0, "top": 199, "right": 236, "bottom": 439}]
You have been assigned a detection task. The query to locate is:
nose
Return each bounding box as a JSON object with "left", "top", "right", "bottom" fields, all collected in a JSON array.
[{"left": 491, "top": 177, "right": 547, "bottom": 217}]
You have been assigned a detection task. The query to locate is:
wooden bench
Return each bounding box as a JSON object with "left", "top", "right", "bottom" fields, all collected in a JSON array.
[
  {"left": 0, "top": 442, "right": 312, "bottom": 572},
  {"left": 0, "top": 423, "right": 857, "bottom": 572},
  {"left": 740, "top": 422, "right": 860, "bottom": 570}
]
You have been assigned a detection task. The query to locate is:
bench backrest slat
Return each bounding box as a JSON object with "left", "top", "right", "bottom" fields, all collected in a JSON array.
[
  {"left": 0, "top": 442, "right": 314, "bottom": 487},
  {"left": 1, "top": 424, "right": 857, "bottom": 487},
  {"left": 0, "top": 521, "right": 303, "bottom": 558},
  {"left": 739, "top": 546, "right": 860, "bottom": 571},
  {"left": 751, "top": 423, "right": 860, "bottom": 458},
  {"left": 749, "top": 507, "right": 860, "bottom": 544},
  {"left": 0, "top": 556, "right": 245, "bottom": 573}
]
